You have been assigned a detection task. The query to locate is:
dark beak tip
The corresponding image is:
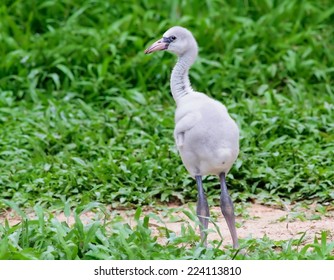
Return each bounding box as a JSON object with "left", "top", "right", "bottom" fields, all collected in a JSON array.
[{"left": 144, "top": 38, "right": 167, "bottom": 54}]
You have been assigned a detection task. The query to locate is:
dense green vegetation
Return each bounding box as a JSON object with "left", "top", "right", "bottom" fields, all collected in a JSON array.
[{"left": 0, "top": 0, "right": 333, "bottom": 259}]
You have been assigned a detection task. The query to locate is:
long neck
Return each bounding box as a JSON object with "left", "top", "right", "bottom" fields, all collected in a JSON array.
[{"left": 170, "top": 53, "right": 196, "bottom": 104}]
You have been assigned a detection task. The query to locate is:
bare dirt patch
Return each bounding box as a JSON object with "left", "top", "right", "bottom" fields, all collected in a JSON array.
[
  {"left": 1, "top": 203, "right": 333, "bottom": 245},
  {"left": 136, "top": 203, "right": 334, "bottom": 245}
]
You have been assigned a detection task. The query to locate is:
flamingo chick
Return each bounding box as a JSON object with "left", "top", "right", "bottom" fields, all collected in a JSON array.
[{"left": 145, "top": 26, "right": 239, "bottom": 249}]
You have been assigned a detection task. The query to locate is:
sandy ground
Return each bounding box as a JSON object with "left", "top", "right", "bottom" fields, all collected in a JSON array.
[
  {"left": 134, "top": 203, "right": 334, "bottom": 245},
  {"left": 1, "top": 203, "right": 333, "bottom": 245}
]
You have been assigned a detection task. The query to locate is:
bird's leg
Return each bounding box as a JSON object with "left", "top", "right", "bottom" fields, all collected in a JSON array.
[
  {"left": 195, "top": 175, "right": 210, "bottom": 246},
  {"left": 219, "top": 172, "right": 239, "bottom": 249}
]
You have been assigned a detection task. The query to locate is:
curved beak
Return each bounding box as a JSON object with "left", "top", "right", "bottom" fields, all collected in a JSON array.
[{"left": 144, "top": 38, "right": 169, "bottom": 54}]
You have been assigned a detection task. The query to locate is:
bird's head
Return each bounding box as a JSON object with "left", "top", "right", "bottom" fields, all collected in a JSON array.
[{"left": 144, "top": 26, "right": 198, "bottom": 57}]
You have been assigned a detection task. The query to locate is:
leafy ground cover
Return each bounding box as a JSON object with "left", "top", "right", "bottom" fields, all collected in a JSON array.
[
  {"left": 1, "top": 201, "right": 333, "bottom": 260},
  {"left": 0, "top": 0, "right": 333, "bottom": 259}
]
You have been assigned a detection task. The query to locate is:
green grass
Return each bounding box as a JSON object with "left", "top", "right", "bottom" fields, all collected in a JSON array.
[
  {"left": 1, "top": 202, "right": 333, "bottom": 260},
  {"left": 0, "top": 0, "right": 334, "bottom": 259}
]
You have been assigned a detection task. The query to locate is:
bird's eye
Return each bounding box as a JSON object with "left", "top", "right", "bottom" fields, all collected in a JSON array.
[{"left": 171, "top": 35, "right": 177, "bottom": 41}]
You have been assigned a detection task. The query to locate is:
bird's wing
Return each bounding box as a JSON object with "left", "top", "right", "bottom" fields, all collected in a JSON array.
[{"left": 174, "top": 111, "right": 201, "bottom": 147}]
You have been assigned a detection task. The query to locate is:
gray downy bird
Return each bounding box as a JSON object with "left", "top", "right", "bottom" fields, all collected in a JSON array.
[{"left": 145, "top": 26, "right": 240, "bottom": 249}]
